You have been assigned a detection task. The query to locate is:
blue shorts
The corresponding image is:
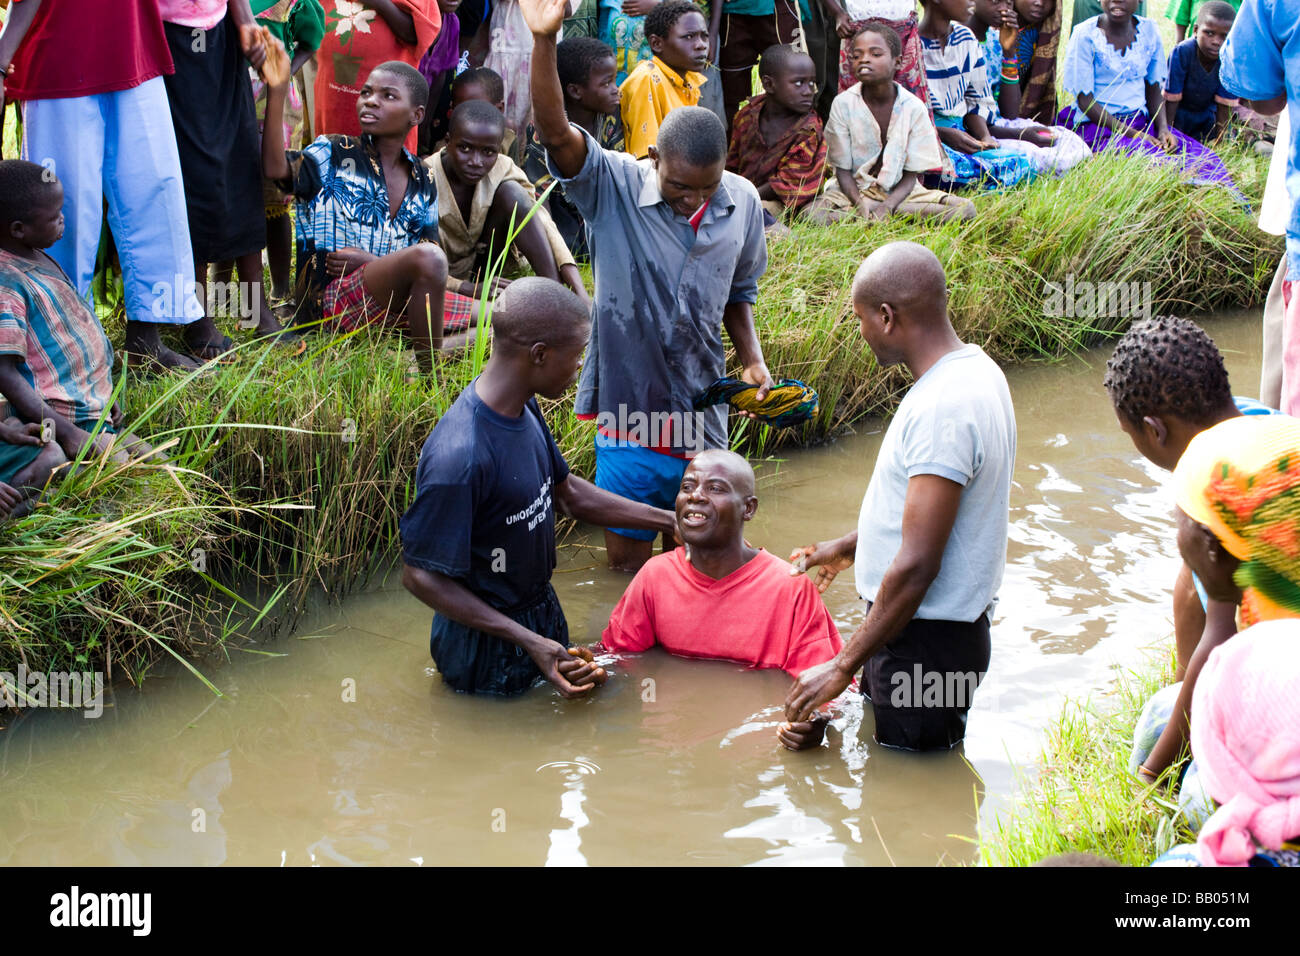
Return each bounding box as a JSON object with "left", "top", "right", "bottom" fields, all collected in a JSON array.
[{"left": 593, "top": 433, "right": 688, "bottom": 541}]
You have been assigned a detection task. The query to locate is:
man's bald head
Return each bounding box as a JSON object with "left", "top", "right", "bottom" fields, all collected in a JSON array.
[
  {"left": 685, "top": 449, "right": 756, "bottom": 497},
  {"left": 852, "top": 241, "right": 949, "bottom": 322}
]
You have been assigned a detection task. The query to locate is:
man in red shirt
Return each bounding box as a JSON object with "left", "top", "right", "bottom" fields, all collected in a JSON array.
[
  {"left": 0, "top": 0, "right": 254, "bottom": 370},
  {"left": 599, "top": 449, "right": 844, "bottom": 750}
]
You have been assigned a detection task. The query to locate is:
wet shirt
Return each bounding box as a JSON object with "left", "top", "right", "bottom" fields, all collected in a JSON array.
[
  {"left": 0, "top": 250, "right": 115, "bottom": 425},
  {"left": 600, "top": 547, "right": 843, "bottom": 678},
  {"left": 547, "top": 125, "right": 767, "bottom": 456},
  {"left": 399, "top": 382, "right": 570, "bottom": 612},
  {"left": 279, "top": 133, "right": 440, "bottom": 320},
  {"left": 854, "top": 344, "right": 1017, "bottom": 622}
]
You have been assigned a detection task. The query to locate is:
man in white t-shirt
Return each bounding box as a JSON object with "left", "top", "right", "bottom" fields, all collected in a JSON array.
[{"left": 783, "top": 241, "right": 1017, "bottom": 751}]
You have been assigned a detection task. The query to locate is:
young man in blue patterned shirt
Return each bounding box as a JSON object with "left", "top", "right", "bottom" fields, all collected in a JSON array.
[{"left": 261, "top": 44, "right": 474, "bottom": 369}]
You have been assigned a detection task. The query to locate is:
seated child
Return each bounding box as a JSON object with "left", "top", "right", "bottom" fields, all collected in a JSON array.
[
  {"left": 918, "top": 0, "right": 1036, "bottom": 190},
  {"left": 598, "top": 449, "right": 845, "bottom": 750},
  {"left": 448, "top": 67, "right": 519, "bottom": 161},
  {"left": 523, "top": 36, "right": 626, "bottom": 259},
  {"left": 967, "top": 0, "right": 1092, "bottom": 175},
  {"left": 399, "top": 277, "right": 677, "bottom": 697},
  {"left": 620, "top": 1, "right": 711, "bottom": 159},
  {"left": 726, "top": 45, "right": 829, "bottom": 225},
  {"left": 261, "top": 48, "right": 474, "bottom": 369},
  {"left": 806, "top": 26, "right": 975, "bottom": 225},
  {"left": 0, "top": 161, "right": 150, "bottom": 469},
  {"left": 1164, "top": 2, "right": 1239, "bottom": 143},
  {"left": 1001, "top": 0, "right": 1065, "bottom": 125},
  {"left": 1056, "top": 0, "right": 1241, "bottom": 196},
  {"left": 427, "top": 101, "right": 587, "bottom": 305},
  {"left": 0, "top": 415, "right": 65, "bottom": 520}
]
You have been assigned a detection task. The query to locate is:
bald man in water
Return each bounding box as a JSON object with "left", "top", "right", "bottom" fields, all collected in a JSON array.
[
  {"left": 598, "top": 449, "right": 844, "bottom": 750},
  {"left": 786, "top": 242, "right": 1017, "bottom": 751}
]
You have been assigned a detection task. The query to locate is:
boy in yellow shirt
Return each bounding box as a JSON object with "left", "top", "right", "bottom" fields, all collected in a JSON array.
[{"left": 620, "top": 1, "right": 711, "bottom": 158}]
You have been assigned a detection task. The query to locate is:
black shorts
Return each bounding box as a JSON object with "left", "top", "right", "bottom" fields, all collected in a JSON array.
[
  {"left": 429, "top": 584, "right": 569, "bottom": 696},
  {"left": 863, "top": 609, "right": 992, "bottom": 752}
]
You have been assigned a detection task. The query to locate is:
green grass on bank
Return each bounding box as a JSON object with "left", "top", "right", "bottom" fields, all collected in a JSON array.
[
  {"left": 0, "top": 141, "right": 1281, "bottom": 689},
  {"left": 980, "top": 648, "right": 1198, "bottom": 866}
]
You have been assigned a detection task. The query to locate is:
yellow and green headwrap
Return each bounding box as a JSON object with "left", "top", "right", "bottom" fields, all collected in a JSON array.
[{"left": 1173, "top": 415, "right": 1300, "bottom": 623}]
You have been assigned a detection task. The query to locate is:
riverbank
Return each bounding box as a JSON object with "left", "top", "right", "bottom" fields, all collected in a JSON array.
[
  {"left": 979, "top": 648, "right": 1196, "bottom": 866},
  {"left": 0, "top": 145, "right": 1282, "bottom": 689}
]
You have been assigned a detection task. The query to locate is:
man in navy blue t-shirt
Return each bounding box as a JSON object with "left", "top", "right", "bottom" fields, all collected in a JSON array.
[{"left": 400, "top": 278, "right": 679, "bottom": 697}]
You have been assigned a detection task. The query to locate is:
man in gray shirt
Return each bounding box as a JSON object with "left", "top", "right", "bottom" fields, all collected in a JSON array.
[
  {"left": 783, "top": 242, "right": 1017, "bottom": 752},
  {"left": 525, "top": 0, "right": 774, "bottom": 573}
]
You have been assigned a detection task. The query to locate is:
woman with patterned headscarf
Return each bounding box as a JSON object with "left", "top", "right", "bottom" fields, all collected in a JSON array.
[{"left": 1132, "top": 415, "right": 1300, "bottom": 802}]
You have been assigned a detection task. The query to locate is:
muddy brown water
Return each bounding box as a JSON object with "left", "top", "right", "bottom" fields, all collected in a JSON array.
[{"left": 0, "top": 313, "right": 1262, "bottom": 866}]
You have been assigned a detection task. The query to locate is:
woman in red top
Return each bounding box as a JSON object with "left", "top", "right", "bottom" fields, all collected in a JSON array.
[{"left": 315, "top": 1, "right": 442, "bottom": 154}]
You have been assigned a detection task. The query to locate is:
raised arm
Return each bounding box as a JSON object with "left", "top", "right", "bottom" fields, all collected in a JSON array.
[
  {"left": 785, "top": 473, "right": 963, "bottom": 722},
  {"left": 260, "top": 33, "right": 294, "bottom": 182},
  {"left": 523, "top": 0, "right": 589, "bottom": 178}
]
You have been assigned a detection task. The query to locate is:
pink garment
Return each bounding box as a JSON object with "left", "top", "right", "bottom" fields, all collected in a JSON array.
[
  {"left": 1191, "top": 620, "right": 1300, "bottom": 867},
  {"left": 157, "top": 0, "right": 229, "bottom": 29},
  {"left": 1282, "top": 279, "right": 1300, "bottom": 416},
  {"left": 600, "top": 548, "right": 843, "bottom": 679}
]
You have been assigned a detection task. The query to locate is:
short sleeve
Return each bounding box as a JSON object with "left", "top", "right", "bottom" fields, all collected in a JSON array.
[
  {"left": 0, "top": 276, "right": 30, "bottom": 358},
  {"left": 780, "top": 579, "right": 844, "bottom": 678},
  {"left": 1165, "top": 44, "right": 1187, "bottom": 98},
  {"left": 283, "top": 135, "right": 332, "bottom": 201},
  {"left": 1061, "top": 21, "right": 1097, "bottom": 96},
  {"left": 727, "top": 190, "right": 767, "bottom": 306},
  {"left": 546, "top": 123, "right": 625, "bottom": 223},
  {"left": 399, "top": 452, "right": 477, "bottom": 577},
  {"left": 1219, "top": 1, "right": 1286, "bottom": 102},
  {"left": 288, "top": 0, "right": 326, "bottom": 56},
  {"left": 599, "top": 568, "right": 658, "bottom": 653},
  {"left": 899, "top": 401, "right": 982, "bottom": 486},
  {"left": 825, "top": 95, "right": 853, "bottom": 170},
  {"left": 1145, "top": 22, "right": 1168, "bottom": 86}
]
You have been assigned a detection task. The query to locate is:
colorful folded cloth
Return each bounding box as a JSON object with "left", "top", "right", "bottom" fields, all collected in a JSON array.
[{"left": 692, "top": 377, "right": 819, "bottom": 428}]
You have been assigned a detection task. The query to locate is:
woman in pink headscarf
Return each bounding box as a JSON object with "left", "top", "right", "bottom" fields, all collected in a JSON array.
[{"left": 1152, "top": 620, "right": 1300, "bottom": 867}]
